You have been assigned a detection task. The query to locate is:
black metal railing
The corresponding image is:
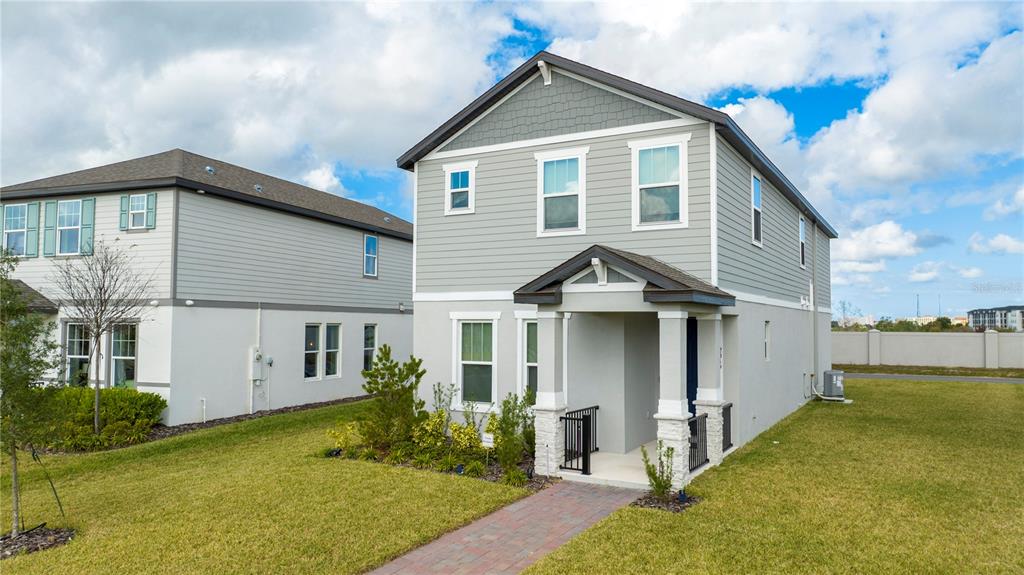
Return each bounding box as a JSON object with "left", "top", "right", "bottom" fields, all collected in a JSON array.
[
  {"left": 688, "top": 413, "right": 708, "bottom": 471},
  {"left": 560, "top": 405, "right": 599, "bottom": 475},
  {"left": 722, "top": 403, "right": 733, "bottom": 451}
]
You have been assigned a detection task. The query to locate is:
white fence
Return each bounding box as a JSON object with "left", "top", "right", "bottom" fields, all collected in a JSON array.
[{"left": 832, "top": 330, "right": 1024, "bottom": 369}]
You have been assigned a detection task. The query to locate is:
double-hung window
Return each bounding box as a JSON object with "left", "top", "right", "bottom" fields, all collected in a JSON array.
[
  {"left": 524, "top": 320, "right": 538, "bottom": 405},
  {"left": 304, "top": 324, "right": 320, "bottom": 379},
  {"left": 3, "top": 204, "right": 27, "bottom": 256},
  {"left": 535, "top": 147, "right": 587, "bottom": 236},
  {"left": 325, "top": 324, "right": 340, "bottom": 377},
  {"left": 363, "top": 234, "right": 378, "bottom": 277},
  {"left": 460, "top": 321, "right": 494, "bottom": 404},
  {"left": 629, "top": 134, "right": 689, "bottom": 230},
  {"left": 57, "top": 199, "right": 82, "bottom": 255},
  {"left": 128, "top": 194, "right": 148, "bottom": 229},
  {"left": 362, "top": 324, "right": 377, "bottom": 371},
  {"left": 751, "top": 173, "right": 763, "bottom": 247},
  {"left": 66, "top": 323, "right": 91, "bottom": 386},
  {"left": 799, "top": 216, "right": 807, "bottom": 268},
  {"left": 111, "top": 324, "right": 137, "bottom": 388},
  {"left": 443, "top": 161, "right": 477, "bottom": 215}
]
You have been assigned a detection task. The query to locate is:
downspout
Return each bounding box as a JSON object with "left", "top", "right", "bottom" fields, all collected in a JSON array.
[{"left": 811, "top": 222, "right": 819, "bottom": 395}]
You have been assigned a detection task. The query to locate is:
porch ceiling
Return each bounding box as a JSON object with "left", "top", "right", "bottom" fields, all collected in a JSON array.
[{"left": 513, "top": 245, "right": 735, "bottom": 307}]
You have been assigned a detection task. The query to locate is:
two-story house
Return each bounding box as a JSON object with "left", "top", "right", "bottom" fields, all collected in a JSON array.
[
  {"left": 1, "top": 149, "right": 412, "bottom": 425},
  {"left": 399, "top": 52, "right": 835, "bottom": 488}
]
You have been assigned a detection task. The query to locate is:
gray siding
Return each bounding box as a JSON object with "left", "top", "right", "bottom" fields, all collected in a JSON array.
[
  {"left": 175, "top": 192, "right": 412, "bottom": 309},
  {"left": 417, "top": 123, "right": 713, "bottom": 292},
  {"left": 3, "top": 188, "right": 176, "bottom": 299},
  {"left": 717, "top": 136, "right": 825, "bottom": 303},
  {"left": 815, "top": 226, "right": 831, "bottom": 307},
  {"left": 441, "top": 70, "right": 675, "bottom": 153}
]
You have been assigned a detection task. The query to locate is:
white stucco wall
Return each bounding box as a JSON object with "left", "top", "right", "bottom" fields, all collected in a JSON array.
[{"left": 831, "top": 331, "right": 1022, "bottom": 369}]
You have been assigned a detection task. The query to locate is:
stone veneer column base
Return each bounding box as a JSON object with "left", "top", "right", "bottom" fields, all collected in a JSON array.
[
  {"left": 654, "top": 415, "right": 691, "bottom": 489},
  {"left": 694, "top": 400, "right": 726, "bottom": 466},
  {"left": 533, "top": 407, "right": 566, "bottom": 476}
]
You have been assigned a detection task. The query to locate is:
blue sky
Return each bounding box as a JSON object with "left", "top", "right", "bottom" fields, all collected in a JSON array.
[{"left": 2, "top": 2, "right": 1021, "bottom": 319}]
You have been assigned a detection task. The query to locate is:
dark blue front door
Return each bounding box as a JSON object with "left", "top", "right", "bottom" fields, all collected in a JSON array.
[{"left": 686, "top": 317, "right": 698, "bottom": 416}]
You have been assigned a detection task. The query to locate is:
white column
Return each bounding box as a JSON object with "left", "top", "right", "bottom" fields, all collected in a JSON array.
[
  {"left": 694, "top": 313, "right": 726, "bottom": 465},
  {"left": 867, "top": 329, "right": 881, "bottom": 365},
  {"left": 533, "top": 310, "right": 565, "bottom": 476},
  {"left": 984, "top": 330, "right": 999, "bottom": 369},
  {"left": 655, "top": 310, "right": 690, "bottom": 488}
]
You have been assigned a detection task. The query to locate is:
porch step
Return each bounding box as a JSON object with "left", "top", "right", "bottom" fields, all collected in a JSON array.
[{"left": 557, "top": 471, "right": 648, "bottom": 490}]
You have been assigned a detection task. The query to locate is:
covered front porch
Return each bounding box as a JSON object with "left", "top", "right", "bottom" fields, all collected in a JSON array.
[{"left": 516, "top": 245, "right": 737, "bottom": 489}]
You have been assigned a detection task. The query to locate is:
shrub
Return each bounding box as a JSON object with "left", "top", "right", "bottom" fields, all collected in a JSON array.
[
  {"left": 486, "top": 393, "right": 531, "bottom": 474},
  {"left": 463, "top": 460, "right": 486, "bottom": 478},
  {"left": 501, "top": 467, "right": 528, "bottom": 487},
  {"left": 450, "top": 422, "right": 482, "bottom": 457},
  {"left": 49, "top": 387, "right": 166, "bottom": 450},
  {"left": 327, "top": 421, "right": 364, "bottom": 457},
  {"left": 359, "top": 345, "right": 427, "bottom": 452},
  {"left": 100, "top": 420, "right": 150, "bottom": 446},
  {"left": 412, "top": 409, "right": 448, "bottom": 454},
  {"left": 413, "top": 452, "right": 434, "bottom": 469},
  {"left": 641, "top": 440, "right": 675, "bottom": 500},
  {"left": 357, "top": 447, "right": 377, "bottom": 461},
  {"left": 436, "top": 452, "right": 459, "bottom": 473}
]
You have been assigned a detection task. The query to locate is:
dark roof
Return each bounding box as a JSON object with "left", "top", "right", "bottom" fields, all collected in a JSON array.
[
  {"left": 514, "top": 245, "right": 735, "bottom": 307},
  {"left": 2, "top": 149, "right": 412, "bottom": 240},
  {"left": 7, "top": 279, "right": 58, "bottom": 314},
  {"left": 397, "top": 51, "right": 837, "bottom": 239}
]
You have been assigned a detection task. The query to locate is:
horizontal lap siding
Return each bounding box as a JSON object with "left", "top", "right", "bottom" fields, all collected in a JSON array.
[
  {"left": 175, "top": 192, "right": 411, "bottom": 308},
  {"left": 418, "top": 124, "right": 712, "bottom": 292},
  {"left": 717, "top": 137, "right": 818, "bottom": 303},
  {"left": 815, "top": 226, "right": 831, "bottom": 308}
]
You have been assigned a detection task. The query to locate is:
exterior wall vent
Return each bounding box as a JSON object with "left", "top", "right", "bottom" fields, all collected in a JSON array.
[
  {"left": 205, "top": 165, "right": 216, "bottom": 175},
  {"left": 254, "top": 184, "right": 263, "bottom": 193}
]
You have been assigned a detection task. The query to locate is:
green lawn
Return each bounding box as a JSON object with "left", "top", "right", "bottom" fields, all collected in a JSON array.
[
  {"left": 1, "top": 400, "right": 526, "bottom": 574},
  {"left": 835, "top": 363, "right": 1024, "bottom": 379},
  {"left": 528, "top": 379, "right": 1024, "bottom": 574}
]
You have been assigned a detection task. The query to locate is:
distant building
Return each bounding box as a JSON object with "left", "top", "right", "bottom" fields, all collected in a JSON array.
[
  {"left": 968, "top": 306, "right": 1024, "bottom": 331},
  {"left": 903, "top": 315, "right": 937, "bottom": 326},
  {"left": 950, "top": 316, "right": 968, "bottom": 326}
]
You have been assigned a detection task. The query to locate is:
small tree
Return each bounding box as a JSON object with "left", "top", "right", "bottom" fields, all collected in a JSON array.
[
  {"left": 640, "top": 440, "right": 675, "bottom": 500},
  {"left": 0, "top": 252, "right": 59, "bottom": 536},
  {"left": 49, "top": 238, "right": 154, "bottom": 434},
  {"left": 359, "top": 344, "right": 426, "bottom": 452}
]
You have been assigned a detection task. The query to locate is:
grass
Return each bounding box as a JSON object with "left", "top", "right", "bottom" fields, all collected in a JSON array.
[
  {"left": 835, "top": 363, "right": 1024, "bottom": 379},
  {"left": 0, "top": 399, "right": 526, "bottom": 574},
  {"left": 527, "top": 379, "right": 1024, "bottom": 574}
]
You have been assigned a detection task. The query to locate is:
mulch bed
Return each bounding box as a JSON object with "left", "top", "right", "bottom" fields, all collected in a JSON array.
[
  {"left": 147, "top": 394, "right": 373, "bottom": 441},
  {"left": 327, "top": 451, "right": 557, "bottom": 492},
  {"left": 1, "top": 524, "right": 75, "bottom": 560},
  {"left": 631, "top": 491, "right": 701, "bottom": 513}
]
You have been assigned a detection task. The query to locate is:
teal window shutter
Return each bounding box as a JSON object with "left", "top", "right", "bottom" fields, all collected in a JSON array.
[
  {"left": 80, "top": 198, "right": 95, "bottom": 255},
  {"left": 25, "top": 202, "right": 39, "bottom": 257},
  {"left": 119, "top": 195, "right": 129, "bottom": 230},
  {"left": 145, "top": 192, "right": 157, "bottom": 229},
  {"left": 43, "top": 201, "right": 57, "bottom": 256}
]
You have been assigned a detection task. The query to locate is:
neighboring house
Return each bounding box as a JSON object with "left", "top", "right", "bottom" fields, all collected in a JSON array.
[
  {"left": 968, "top": 306, "right": 1024, "bottom": 332},
  {"left": 399, "top": 52, "right": 834, "bottom": 488},
  {"left": 1, "top": 149, "right": 413, "bottom": 425}
]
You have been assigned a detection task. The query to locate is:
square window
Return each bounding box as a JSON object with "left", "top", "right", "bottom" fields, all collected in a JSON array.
[{"left": 444, "top": 163, "right": 477, "bottom": 215}]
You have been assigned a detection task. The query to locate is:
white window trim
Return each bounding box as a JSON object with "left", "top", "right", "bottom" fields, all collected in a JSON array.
[
  {"left": 450, "top": 311, "right": 500, "bottom": 412},
  {"left": 128, "top": 194, "right": 148, "bottom": 230},
  {"left": 442, "top": 160, "right": 478, "bottom": 216},
  {"left": 324, "top": 323, "right": 341, "bottom": 378},
  {"left": 3, "top": 203, "right": 28, "bottom": 257},
  {"left": 535, "top": 147, "right": 588, "bottom": 237},
  {"left": 363, "top": 234, "right": 378, "bottom": 278},
  {"left": 362, "top": 323, "right": 378, "bottom": 372},
  {"left": 304, "top": 323, "right": 321, "bottom": 381},
  {"left": 750, "top": 170, "right": 763, "bottom": 248},
  {"left": 57, "top": 199, "right": 83, "bottom": 256},
  {"left": 799, "top": 216, "right": 807, "bottom": 269},
  {"left": 628, "top": 133, "right": 691, "bottom": 231}
]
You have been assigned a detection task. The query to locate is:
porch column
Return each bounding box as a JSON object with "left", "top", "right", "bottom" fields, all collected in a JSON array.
[
  {"left": 694, "top": 313, "right": 727, "bottom": 465},
  {"left": 533, "top": 310, "right": 565, "bottom": 476},
  {"left": 655, "top": 311, "right": 690, "bottom": 489}
]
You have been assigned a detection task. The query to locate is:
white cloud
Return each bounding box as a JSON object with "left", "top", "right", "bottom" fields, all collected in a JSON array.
[
  {"left": 717, "top": 96, "right": 803, "bottom": 180},
  {"left": 984, "top": 187, "right": 1024, "bottom": 220},
  {"left": 301, "top": 163, "right": 344, "bottom": 194},
  {"left": 908, "top": 261, "right": 942, "bottom": 283},
  {"left": 833, "top": 260, "right": 887, "bottom": 273},
  {"left": 957, "top": 266, "right": 984, "bottom": 279},
  {"left": 969, "top": 232, "right": 1024, "bottom": 255},
  {"left": 832, "top": 221, "right": 920, "bottom": 262}
]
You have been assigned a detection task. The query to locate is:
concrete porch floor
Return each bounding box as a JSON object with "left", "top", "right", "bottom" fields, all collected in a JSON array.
[{"left": 557, "top": 440, "right": 656, "bottom": 490}]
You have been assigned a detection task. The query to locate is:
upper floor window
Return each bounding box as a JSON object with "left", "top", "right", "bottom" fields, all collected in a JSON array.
[
  {"left": 799, "top": 216, "right": 807, "bottom": 268},
  {"left": 443, "top": 161, "right": 477, "bottom": 215},
  {"left": 751, "top": 173, "right": 763, "bottom": 247},
  {"left": 129, "top": 194, "right": 148, "bottom": 229},
  {"left": 3, "top": 204, "right": 27, "bottom": 256},
  {"left": 363, "top": 234, "right": 378, "bottom": 277},
  {"left": 57, "top": 199, "right": 82, "bottom": 255},
  {"left": 535, "top": 147, "right": 588, "bottom": 237},
  {"left": 629, "top": 134, "right": 690, "bottom": 231}
]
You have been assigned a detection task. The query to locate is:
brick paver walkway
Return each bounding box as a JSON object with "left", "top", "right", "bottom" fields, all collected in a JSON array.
[{"left": 368, "top": 481, "right": 639, "bottom": 575}]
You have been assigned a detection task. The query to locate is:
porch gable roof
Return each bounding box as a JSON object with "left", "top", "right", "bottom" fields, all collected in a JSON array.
[{"left": 513, "top": 245, "right": 735, "bottom": 307}]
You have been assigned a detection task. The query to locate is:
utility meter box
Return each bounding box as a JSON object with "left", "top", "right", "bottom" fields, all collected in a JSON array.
[{"left": 823, "top": 370, "right": 845, "bottom": 399}]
